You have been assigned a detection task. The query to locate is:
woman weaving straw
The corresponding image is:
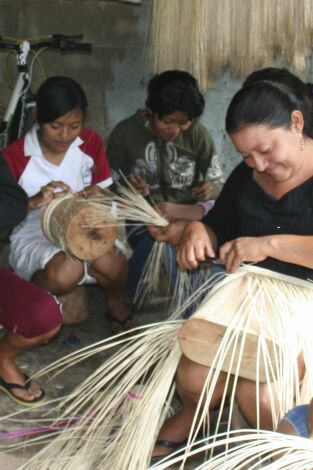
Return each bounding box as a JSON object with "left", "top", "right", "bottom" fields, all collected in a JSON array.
[
  {"left": 2, "top": 76, "right": 131, "bottom": 334},
  {"left": 149, "top": 68, "right": 313, "bottom": 457}
]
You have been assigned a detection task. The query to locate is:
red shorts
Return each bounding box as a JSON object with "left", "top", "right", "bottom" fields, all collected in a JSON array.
[{"left": 0, "top": 267, "right": 62, "bottom": 338}]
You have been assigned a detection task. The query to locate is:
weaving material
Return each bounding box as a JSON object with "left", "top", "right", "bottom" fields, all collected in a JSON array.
[
  {"left": 41, "top": 194, "right": 117, "bottom": 260},
  {"left": 2, "top": 265, "right": 313, "bottom": 469},
  {"left": 151, "top": 429, "right": 313, "bottom": 469}
]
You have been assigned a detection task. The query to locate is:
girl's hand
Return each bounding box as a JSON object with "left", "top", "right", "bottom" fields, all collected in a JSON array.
[
  {"left": 29, "top": 181, "right": 72, "bottom": 210},
  {"left": 176, "top": 221, "right": 216, "bottom": 269},
  {"left": 219, "top": 236, "right": 270, "bottom": 273}
]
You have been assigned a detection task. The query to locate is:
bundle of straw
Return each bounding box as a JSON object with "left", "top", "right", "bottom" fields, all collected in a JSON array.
[{"left": 86, "top": 183, "right": 168, "bottom": 229}]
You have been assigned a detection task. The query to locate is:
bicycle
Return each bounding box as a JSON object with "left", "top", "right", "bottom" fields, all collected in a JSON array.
[{"left": 0, "top": 34, "right": 92, "bottom": 149}]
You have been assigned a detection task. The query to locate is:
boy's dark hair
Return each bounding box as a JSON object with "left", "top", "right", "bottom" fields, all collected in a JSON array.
[
  {"left": 226, "top": 68, "right": 313, "bottom": 138},
  {"left": 36, "top": 76, "right": 88, "bottom": 124},
  {"left": 146, "top": 70, "right": 205, "bottom": 120}
]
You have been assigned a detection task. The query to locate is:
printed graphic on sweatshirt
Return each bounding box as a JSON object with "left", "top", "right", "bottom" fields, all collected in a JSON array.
[
  {"left": 131, "top": 141, "right": 196, "bottom": 190},
  {"left": 131, "top": 142, "right": 224, "bottom": 190},
  {"left": 205, "top": 154, "right": 225, "bottom": 183}
]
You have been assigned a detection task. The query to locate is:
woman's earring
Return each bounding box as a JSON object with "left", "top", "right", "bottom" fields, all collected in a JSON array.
[{"left": 299, "top": 133, "right": 304, "bottom": 151}]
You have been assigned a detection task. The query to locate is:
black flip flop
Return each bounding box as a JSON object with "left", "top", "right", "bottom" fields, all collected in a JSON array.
[
  {"left": 150, "top": 439, "right": 187, "bottom": 465},
  {"left": 0, "top": 374, "right": 45, "bottom": 407},
  {"left": 105, "top": 312, "right": 134, "bottom": 335}
]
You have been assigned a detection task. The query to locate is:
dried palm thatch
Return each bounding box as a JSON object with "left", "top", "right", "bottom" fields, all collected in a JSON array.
[
  {"left": 1, "top": 265, "right": 313, "bottom": 469},
  {"left": 146, "top": 0, "right": 313, "bottom": 90}
]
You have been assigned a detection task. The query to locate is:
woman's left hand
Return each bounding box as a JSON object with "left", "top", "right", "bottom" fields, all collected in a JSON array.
[{"left": 220, "top": 236, "right": 270, "bottom": 273}]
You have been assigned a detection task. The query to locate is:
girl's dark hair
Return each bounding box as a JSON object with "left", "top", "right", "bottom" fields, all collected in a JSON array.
[
  {"left": 36, "top": 76, "right": 88, "bottom": 124},
  {"left": 146, "top": 70, "right": 205, "bottom": 120},
  {"left": 226, "top": 68, "right": 313, "bottom": 139}
]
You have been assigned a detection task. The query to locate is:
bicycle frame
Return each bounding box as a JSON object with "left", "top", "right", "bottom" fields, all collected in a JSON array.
[
  {"left": 0, "top": 41, "right": 33, "bottom": 148},
  {"left": 2, "top": 41, "right": 30, "bottom": 124},
  {"left": 0, "top": 34, "right": 92, "bottom": 149}
]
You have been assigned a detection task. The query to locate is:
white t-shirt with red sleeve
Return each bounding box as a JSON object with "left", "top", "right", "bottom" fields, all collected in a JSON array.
[
  {"left": 3, "top": 124, "right": 112, "bottom": 196},
  {"left": 2, "top": 125, "right": 113, "bottom": 280}
]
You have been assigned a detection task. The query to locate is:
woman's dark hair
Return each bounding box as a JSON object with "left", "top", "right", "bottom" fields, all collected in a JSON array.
[
  {"left": 242, "top": 67, "right": 305, "bottom": 90},
  {"left": 36, "top": 76, "right": 88, "bottom": 124},
  {"left": 226, "top": 68, "right": 313, "bottom": 139},
  {"left": 146, "top": 70, "right": 205, "bottom": 120}
]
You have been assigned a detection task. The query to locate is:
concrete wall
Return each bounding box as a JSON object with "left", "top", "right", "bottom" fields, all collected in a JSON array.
[
  {"left": 0, "top": 0, "right": 282, "bottom": 178},
  {"left": 0, "top": 0, "right": 150, "bottom": 137}
]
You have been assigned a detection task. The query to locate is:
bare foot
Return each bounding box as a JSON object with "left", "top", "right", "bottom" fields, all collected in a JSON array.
[{"left": 0, "top": 359, "right": 43, "bottom": 402}]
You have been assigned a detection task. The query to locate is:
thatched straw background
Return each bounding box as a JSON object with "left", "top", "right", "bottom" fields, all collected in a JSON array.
[{"left": 147, "top": 0, "right": 313, "bottom": 90}]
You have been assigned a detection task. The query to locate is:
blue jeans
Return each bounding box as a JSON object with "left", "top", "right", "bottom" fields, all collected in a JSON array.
[
  {"left": 126, "top": 225, "right": 178, "bottom": 297},
  {"left": 282, "top": 405, "right": 310, "bottom": 438},
  {"left": 126, "top": 224, "right": 225, "bottom": 317}
]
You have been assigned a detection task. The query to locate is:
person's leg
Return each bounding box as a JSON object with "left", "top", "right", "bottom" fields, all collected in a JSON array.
[
  {"left": 0, "top": 268, "right": 62, "bottom": 403},
  {"left": 235, "top": 378, "right": 279, "bottom": 429},
  {"left": 125, "top": 225, "right": 155, "bottom": 299},
  {"left": 0, "top": 327, "right": 61, "bottom": 402},
  {"left": 236, "top": 355, "right": 306, "bottom": 430},
  {"left": 153, "top": 355, "right": 232, "bottom": 457},
  {"left": 89, "top": 249, "right": 131, "bottom": 333},
  {"left": 31, "top": 252, "right": 84, "bottom": 295}
]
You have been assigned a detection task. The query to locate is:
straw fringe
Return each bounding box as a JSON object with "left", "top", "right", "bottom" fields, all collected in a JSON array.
[{"left": 146, "top": 0, "right": 313, "bottom": 90}]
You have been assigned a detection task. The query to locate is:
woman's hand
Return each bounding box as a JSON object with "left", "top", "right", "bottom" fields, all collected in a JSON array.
[
  {"left": 148, "top": 220, "right": 188, "bottom": 247},
  {"left": 176, "top": 221, "right": 216, "bottom": 269},
  {"left": 191, "top": 181, "right": 214, "bottom": 201},
  {"left": 219, "top": 236, "right": 270, "bottom": 273},
  {"left": 28, "top": 181, "right": 72, "bottom": 210},
  {"left": 128, "top": 175, "right": 150, "bottom": 197}
]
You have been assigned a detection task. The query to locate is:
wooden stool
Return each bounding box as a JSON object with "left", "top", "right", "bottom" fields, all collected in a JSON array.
[{"left": 58, "top": 285, "right": 89, "bottom": 325}]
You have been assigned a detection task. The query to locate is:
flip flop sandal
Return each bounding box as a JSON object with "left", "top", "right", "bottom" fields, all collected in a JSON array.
[
  {"left": 0, "top": 374, "right": 45, "bottom": 407},
  {"left": 105, "top": 312, "right": 134, "bottom": 335},
  {"left": 150, "top": 439, "right": 188, "bottom": 464}
]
